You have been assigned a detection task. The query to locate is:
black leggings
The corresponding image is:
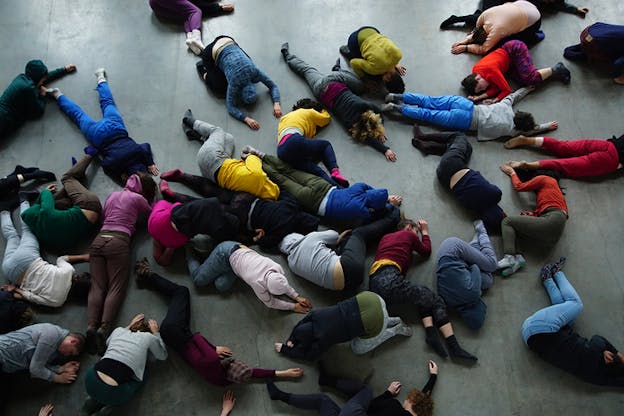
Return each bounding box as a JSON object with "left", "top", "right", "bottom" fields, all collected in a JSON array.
[
  {"left": 436, "top": 134, "right": 472, "bottom": 189},
  {"left": 145, "top": 272, "right": 193, "bottom": 351},
  {"left": 339, "top": 207, "right": 400, "bottom": 291},
  {"left": 286, "top": 378, "right": 372, "bottom": 416},
  {"left": 170, "top": 198, "right": 240, "bottom": 243}
]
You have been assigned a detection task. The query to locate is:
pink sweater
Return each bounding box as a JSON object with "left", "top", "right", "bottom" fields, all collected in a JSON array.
[
  {"left": 229, "top": 248, "right": 299, "bottom": 310},
  {"left": 101, "top": 175, "right": 152, "bottom": 236},
  {"left": 148, "top": 200, "right": 189, "bottom": 248}
]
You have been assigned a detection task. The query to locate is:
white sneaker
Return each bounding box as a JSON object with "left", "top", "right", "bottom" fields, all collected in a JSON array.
[
  {"left": 497, "top": 254, "right": 515, "bottom": 269},
  {"left": 94, "top": 68, "right": 106, "bottom": 83}
]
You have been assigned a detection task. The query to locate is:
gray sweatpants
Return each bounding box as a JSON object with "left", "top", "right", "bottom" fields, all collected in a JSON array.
[
  {"left": 284, "top": 52, "right": 365, "bottom": 97},
  {"left": 1, "top": 201, "right": 39, "bottom": 282},
  {"left": 502, "top": 209, "right": 567, "bottom": 254},
  {"left": 194, "top": 120, "right": 235, "bottom": 180}
]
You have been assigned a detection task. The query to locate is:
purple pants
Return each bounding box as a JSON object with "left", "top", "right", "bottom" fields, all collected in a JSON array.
[
  {"left": 149, "top": 0, "right": 221, "bottom": 32},
  {"left": 502, "top": 40, "right": 543, "bottom": 86}
]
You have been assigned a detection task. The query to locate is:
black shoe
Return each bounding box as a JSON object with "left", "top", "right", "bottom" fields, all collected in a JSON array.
[
  {"left": 331, "top": 58, "right": 341, "bottom": 72},
  {"left": 280, "top": 42, "right": 289, "bottom": 59},
  {"left": 86, "top": 328, "right": 98, "bottom": 355},
  {"left": 11, "top": 165, "right": 38, "bottom": 175},
  {"left": 95, "top": 328, "right": 108, "bottom": 356},
  {"left": 196, "top": 61, "right": 208, "bottom": 79},
  {"left": 440, "top": 15, "right": 460, "bottom": 29},
  {"left": 183, "top": 109, "right": 195, "bottom": 127},
  {"left": 18, "top": 191, "right": 39, "bottom": 204},
  {"left": 339, "top": 45, "right": 351, "bottom": 57},
  {"left": 551, "top": 62, "right": 571, "bottom": 85}
]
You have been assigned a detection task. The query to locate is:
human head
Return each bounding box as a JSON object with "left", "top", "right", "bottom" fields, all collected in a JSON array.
[
  {"left": 129, "top": 318, "right": 151, "bottom": 333},
  {"left": 398, "top": 218, "right": 418, "bottom": 233},
  {"left": 461, "top": 73, "right": 489, "bottom": 95},
  {"left": 403, "top": 389, "right": 434, "bottom": 416},
  {"left": 513, "top": 111, "right": 536, "bottom": 132},
  {"left": 266, "top": 272, "right": 291, "bottom": 296},
  {"left": 241, "top": 84, "right": 257, "bottom": 105},
  {"left": 25, "top": 59, "right": 49, "bottom": 84},
  {"left": 136, "top": 172, "right": 157, "bottom": 203},
  {"left": 471, "top": 26, "right": 488, "bottom": 44},
  {"left": 292, "top": 98, "right": 324, "bottom": 112},
  {"left": 58, "top": 332, "right": 86, "bottom": 356},
  {"left": 349, "top": 110, "right": 385, "bottom": 143},
  {"left": 384, "top": 71, "right": 405, "bottom": 93}
]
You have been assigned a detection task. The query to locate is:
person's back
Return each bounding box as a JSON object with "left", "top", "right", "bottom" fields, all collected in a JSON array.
[
  {"left": 279, "top": 231, "right": 340, "bottom": 289},
  {"left": 472, "top": 48, "right": 512, "bottom": 100},
  {"left": 0, "top": 61, "right": 48, "bottom": 133},
  {"left": 99, "top": 137, "right": 154, "bottom": 180},
  {"left": 18, "top": 256, "right": 75, "bottom": 307},
  {"left": 325, "top": 183, "right": 388, "bottom": 219},
  {"left": 277, "top": 108, "right": 331, "bottom": 139},
  {"left": 218, "top": 44, "right": 256, "bottom": 87},
  {"left": 21, "top": 190, "right": 96, "bottom": 249},
  {"left": 102, "top": 327, "right": 167, "bottom": 381},
  {"left": 373, "top": 228, "right": 431, "bottom": 273},
  {"left": 216, "top": 157, "right": 280, "bottom": 201},
  {"left": 352, "top": 30, "right": 402, "bottom": 78},
  {"left": 101, "top": 174, "right": 152, "bottom": 236}
]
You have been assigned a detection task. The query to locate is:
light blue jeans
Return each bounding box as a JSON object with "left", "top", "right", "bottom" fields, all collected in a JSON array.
[
  {"left": 1, "top": 201, "right": 39, "bottom": 282},
  {"left": 187, "top": 240, "right": 240, "bottom": 292},
  {"left": 521, "top": 271, "right": 584, "bottom": 344},
  {"left": 401, "top": 93, "right": 474, "bottom": 131}
]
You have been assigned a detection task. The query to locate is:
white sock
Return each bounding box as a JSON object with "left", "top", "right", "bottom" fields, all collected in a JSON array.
[{"left": 534, "top": 137, "right": 544, "bottom": 147}]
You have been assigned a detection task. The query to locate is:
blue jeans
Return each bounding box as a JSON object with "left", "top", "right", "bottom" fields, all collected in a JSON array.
[
  {"left": 1, "top": 201, "right": 39, "bottom": 282},
  {"left": 401, "top": 93, "right": 474, "bottom": 130},
  {"left": 57, "top": 82, "right": 128, "bottom": 147},
  {"left": 187, "top": 240, "right": 239, "bottom": 292},
  {"left": 521, "top": 271, "right": 584, "bottom": 344},
  {"left": 278, "top": 133, "right": 338, "bottom": 186}
]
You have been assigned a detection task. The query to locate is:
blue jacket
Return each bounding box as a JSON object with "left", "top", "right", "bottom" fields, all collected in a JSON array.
[
  {"left": 326, "top": 182, "right": 389, "bottom": 219},
  {"left": 218, "top": 44, "right": 280, "bottom": 121},
  {"left": 86, "top": 135, "right": 154, "bottom": 181}
]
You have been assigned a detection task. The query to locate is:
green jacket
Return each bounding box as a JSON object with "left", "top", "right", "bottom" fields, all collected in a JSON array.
[
  {"left": 0, "top": 60, "right": 67, "bottom": 134},
  {"left": 21, "top": 190, "right": 96, "bottom": 250}
]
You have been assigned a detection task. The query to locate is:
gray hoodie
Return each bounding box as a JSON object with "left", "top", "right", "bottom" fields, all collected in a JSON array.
[{"left": 279, "top": 230, "right": 341, "bottom": 290}]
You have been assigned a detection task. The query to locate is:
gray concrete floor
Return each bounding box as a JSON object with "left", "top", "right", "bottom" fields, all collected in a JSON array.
[{"left": 1, "top": 0, "right": 623, "bottom": 415}]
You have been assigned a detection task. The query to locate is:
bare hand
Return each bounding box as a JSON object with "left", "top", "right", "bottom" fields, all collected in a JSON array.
[
  {"left": 395, "top": 64, "right": 407, "bottom": 75},
  {"left": 499, "top": 164, "right": 515, "bottom": 176},
  {"left": 428, "top": 360, "right": 438, "bottom": 374},
  {"left": 273, "top": 102, "right": 282, "bottom": 118},
  {"left": 482, "top": 98, "right": 497, "bottom": 105},
  {"left": 385, "top": 149, "right": 397, "bottom": 162},
  {"left": 38, "top": 403, "right": 54, "bottom": 416},
  {"left": 128, "top": 313, "right": 145, "bottom": 328},
  {"left": 1, "top": 283, "right": 16, "bottom": 292},
  {"left": 38, "top": 85, "right": 48, "bottom": 96},
  {"left": 60, "top": 361, "right": 80, "bottom": 374},
  {"left": 295, "top": 296, "right": 312, "bottom": 309},
  {"left": 216, "top": 346, "right": 233, "bottom": 358},
  {"left": 274, "top": 342, "right": 283, "bottom": 353},
  {"left": 604, "top": 350, "right": 615, "bottom": 364},
  {"left": 293, "top": 302, "right": 311, "bottom": 314},
  {"left": 388, "top": 195, "right": 403, "bottom": 206},
  {"left": 65, "top": 64, "right": 77, "bottom": 73},
  {"left": 221, "top": 390, "right": 236, "bottom": 415},
  {"left": 276, "top": 367, "right": 304, "bottom": 378},
  {"left": 147, "top": 319, "right": 159, "bottom": 334},
  {"left": 548, "top": 121, "right": 558, "bottom": 131},
  {"left": 244, "top": 117, "right": 260, "bottom": 130},
  {"left": 387, "top": 381, "right": 401, "bottom": 395},
  {"left": 147, "top": 165, "right": 159, "bottom": 175},
  {"left": 54, "top": 371, "right": 77, "bottom": 384},
  {"left": 451, "top": 44, "right": 466, "bottom": 54},
  {"left": 252, "top": 228, "right": 265, "bottom": 242},
  {"left": 417, "top": 219, "right": 428, "bottom": 233},
  {"left": 46, "top": 184, "right": 57, "bottom": 193},
  {"left": 379, "top": 135, "right": 387, "bottom": 143}
]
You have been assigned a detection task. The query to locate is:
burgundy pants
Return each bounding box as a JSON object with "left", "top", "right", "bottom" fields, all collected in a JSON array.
[{"left": 538, "top": 137, "right": 620, "bottom": 178}]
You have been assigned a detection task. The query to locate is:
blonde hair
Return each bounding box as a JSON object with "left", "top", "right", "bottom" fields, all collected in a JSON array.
[{"left": 349, "top": 110, "right": 385, "bottom": 143}]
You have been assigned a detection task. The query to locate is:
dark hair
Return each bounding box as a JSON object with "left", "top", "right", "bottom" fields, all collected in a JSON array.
[
  {"left": 136, "top": 172, "right": 157, "bottom": 203},
  {"left": 349, "top": 110, "right": 385, "bottom": 143},
  {"left": 461, "top": 73, "right": 478, "bottom": 95},
  {"left": 129, "top": 319, "right": 151, "bottom": 333},
  {"left": 513, "top": 111, "right": 535, "bottom": 131},
  {"left": 384, "top": 72, "right": 405, "bottom": 93},
  {"left": 292, "top": 98, "right": 324, "bottom": 112},
  {"left": 471, "top": 26, "right": 488, "bottom": 44},
  {"left": 397, "top": 218, "right": 417, "bottom": 230},
  {"left": 68, "top": 332, "right": 86, "bottom": 354},
  {"left": 407, "top": 389, "right": 434, "bottom": 416}
]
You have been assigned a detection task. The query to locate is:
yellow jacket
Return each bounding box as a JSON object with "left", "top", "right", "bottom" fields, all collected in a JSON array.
[
  {"left": 277, "top": 108, "right": 331, "bottom": 141},
  {"left": 217, "top": 156, "right": 280, "bottom": 201},
  {"left": 350, "top": 31, "right": 402, "bottom": 77}
]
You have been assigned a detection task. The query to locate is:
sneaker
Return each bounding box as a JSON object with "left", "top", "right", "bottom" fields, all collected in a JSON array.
[
  {"left": 134, "top": 257, "right": 152, "bottom": 284},
  {"left": 196, "top": 61, "right": 208, "bottom": 79},
  {"left": 331, "top": 58, "right": 341, "bottom": 72},
  {"left": 551, "top": 256, "right": 567, "bottom": 274},
  {"left": 240, "top": 145, "right": 264, "bottom": 160},
  {"left": 497, "top": 254, "right": 515, "bottom": 270},
  {"left": 551, "top": 62, "right": 571, "bottom": 85},
  {"left": 539, "top": 263, "right": 553, "bottom": 283},
  {"left": 380, "top": 103, "right": 400, "bottom": 113},
  {"left": 501, "top": 254, "right": 526, "bottom": 277},
  {"left": 94, "top": 68, "right": 106, "bottom": 82},
  {"left": 280, "top": 42, "right": 289, "bottom": 59}
]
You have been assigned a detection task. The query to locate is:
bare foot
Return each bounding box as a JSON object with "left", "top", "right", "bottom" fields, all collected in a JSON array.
[
  {"left": 274, "top": 343, "right": 283, "bottom": 353},
  {"left": 504, "top": 135, "right": 531, "bottom": 149},
  {"left": 276, "top": 368, "right": 304, "bottom": 378},
  {"left": 614, "top": 75, "right": 624, "bottom": 85},
  {"left": 220, "top": 3, "right": 235, "bottom": 12},
  {"left": 388, "top": 195, "right": 403, "bottom": 206},
  {"left": 507, "top": 160, "right": 527, "bottom": 169}
]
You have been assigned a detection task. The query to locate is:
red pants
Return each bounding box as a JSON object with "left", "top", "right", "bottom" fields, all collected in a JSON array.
[{"left": 538, "top": 137, "right": 620, "bottom": 178}]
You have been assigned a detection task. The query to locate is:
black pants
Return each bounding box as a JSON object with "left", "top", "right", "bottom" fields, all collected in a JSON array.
[
  {"left": 339, "top": 207, "right": 400, "bottom": 291},
  {"left": 436, "top": 134, "right": 472, "bottom": 189},
  {"left": 171, "top": 197, "right": 240, "bottom": 243},
  {"left": 286, "top": 378, "right": 372, "bottom": 416},
  {"left": 369, "top": 266, "right": 450, "bottom": 327},
  {"left": 146, "top": 272, "right": 193, "bottom": 351}
]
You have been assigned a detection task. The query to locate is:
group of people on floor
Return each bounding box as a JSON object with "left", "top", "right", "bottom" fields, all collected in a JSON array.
[{"left": 1, "top": 0, "right": 624, "bottom": 415}]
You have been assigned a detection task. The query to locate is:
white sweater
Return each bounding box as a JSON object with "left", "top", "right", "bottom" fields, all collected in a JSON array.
[{"left": 20, "top": 256, "right": 74, "bottom": 307}]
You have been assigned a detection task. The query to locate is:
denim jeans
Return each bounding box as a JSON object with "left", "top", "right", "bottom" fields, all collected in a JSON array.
[
  {"left": 401, "top": 93, "right": 474, "bottom": 131},
  {"left": 521, "top": 271, "right": 584, "bottom": 344},
  {"left": 57, "top": 82, "right": 128, "bottom": 147},
  {"left": 187, "top": 240, "right": 240, "bottom": 291},
  {"left": 1, "top": 201, "right": 39, "bottom": 282}
]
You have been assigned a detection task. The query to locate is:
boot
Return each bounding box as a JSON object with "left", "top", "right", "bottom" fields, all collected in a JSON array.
[
  {"left": 551, "top": 62, "right": 571, "bottom": 84},
  {"left": 411, "top": 138, "right": 447, "bottom": 156}
]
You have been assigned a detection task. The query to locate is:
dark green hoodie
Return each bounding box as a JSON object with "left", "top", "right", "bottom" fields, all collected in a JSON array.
[{"left": 0, "top": 60, "right": 67, "bottom": 137}]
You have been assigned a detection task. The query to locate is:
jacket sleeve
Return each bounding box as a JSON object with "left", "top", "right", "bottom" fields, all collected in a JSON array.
[
  {"left": 38, "top": 189, "right": 56, "bottom": 212},
  {"left": 45, "top": 67, "right": 69, "bottom": 83},
  {"left": 255, "top": 68, "right": 280, "bottom": 103},
  {"left": 511, "top": 174, "right": 544, "bottom": 192},
  {"left": 148, "top": 333, "right": 169, "bottom": 361},
  {"left": 364, "top": 137, "right": 389, "bottom": 154},
  {"left": 225, "top": 84, "right": 246, "bottom": 121},
  {"left": 413, "top": 234, "right": 432, "bottom": 258},
  {"left": 422, "top": 373, "right": 438, "bottom": 394},
  {"left": 29, "top": 330, "right": 62, "bottom": 381}
]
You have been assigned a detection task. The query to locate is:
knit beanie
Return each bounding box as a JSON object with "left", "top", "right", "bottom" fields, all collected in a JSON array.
[
  {"left": 25, "top": 60, "right": 49, "bottom": 83},
  {"left": 241, "top": 84, "right": 257, "bottom": 104}
]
